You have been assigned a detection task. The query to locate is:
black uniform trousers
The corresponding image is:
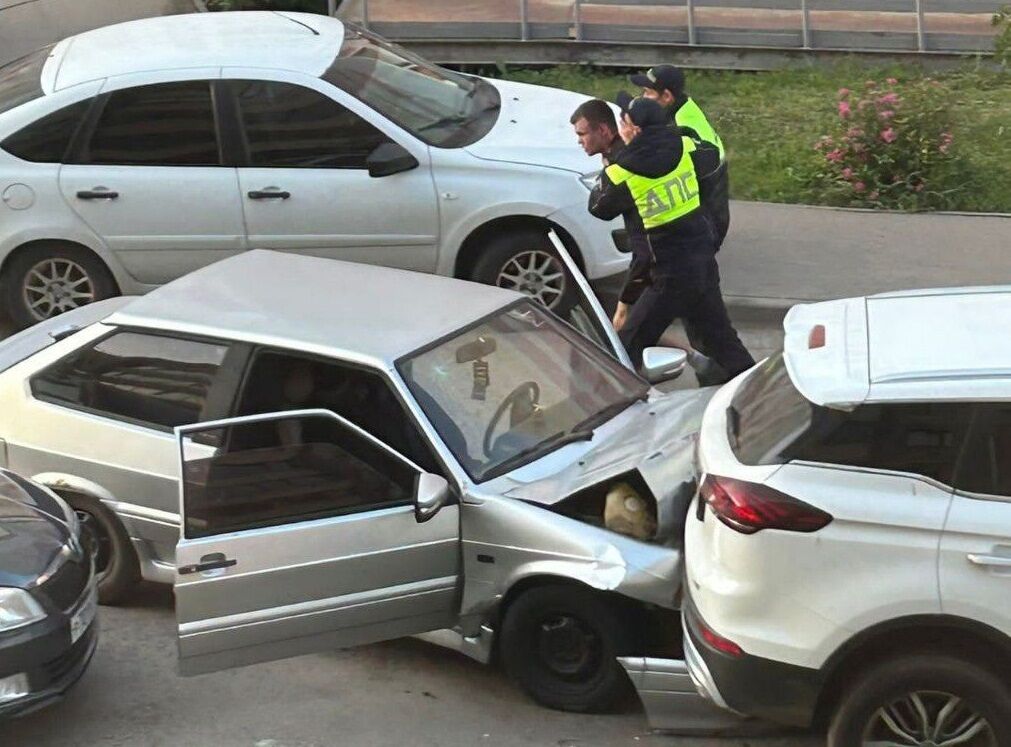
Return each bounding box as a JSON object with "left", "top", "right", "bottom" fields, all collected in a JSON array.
[{"left": 618, "top": 255, "right": 755, "bottom": 378}]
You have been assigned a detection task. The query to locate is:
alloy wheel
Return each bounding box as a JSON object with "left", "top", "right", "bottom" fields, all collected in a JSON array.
[
  {"left": 22, "top": 258, "right": 95, "bottom": 321},
  {"left": 495, "top": 250, "right": 567, "bottom": 309},
  {"left": 862, "top": 690, "right": 997, "bottom": 747}
]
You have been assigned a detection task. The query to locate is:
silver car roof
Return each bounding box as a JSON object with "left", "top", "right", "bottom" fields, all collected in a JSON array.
[{"left": 106, "top": 250, "right": 523, "bottom": 366}]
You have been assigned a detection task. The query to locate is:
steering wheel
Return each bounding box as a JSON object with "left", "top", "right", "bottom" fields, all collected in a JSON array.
[{"left": 483, "top": 381, "right": 541, "bottom": 458}]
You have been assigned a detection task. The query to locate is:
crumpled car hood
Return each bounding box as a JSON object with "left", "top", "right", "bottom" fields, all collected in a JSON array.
[{"left": 499, "top": 386, "right": 717, "bottom": 538}]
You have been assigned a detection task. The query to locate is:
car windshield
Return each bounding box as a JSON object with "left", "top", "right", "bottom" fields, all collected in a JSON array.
[
  {"left": 0, "top": 46, "right": 53, "bottom": 117},
  {"left": 399, "top": 301, "right": 649, "bottom": 483},
  {"left": 322, "top": 26, "right": 500, "bottom": 148}
]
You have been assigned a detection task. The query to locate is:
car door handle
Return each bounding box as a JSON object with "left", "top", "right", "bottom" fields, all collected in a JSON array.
[
  {"left": 247, "top": 189, "right": 290, "bottom": 200},
  {"left": 178, "top": 555, "right": 238, "bottom": 575},
  {"left": 76, "top": 189, "right": 119, "bottom": 200},
  {"left": 966, "top": 553, "right": 1011, "bottom": 568}
]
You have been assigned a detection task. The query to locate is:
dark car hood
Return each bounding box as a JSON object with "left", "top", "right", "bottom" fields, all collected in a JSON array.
[{"left": 0, "top": 472, "right": 72, "bottom": 589}]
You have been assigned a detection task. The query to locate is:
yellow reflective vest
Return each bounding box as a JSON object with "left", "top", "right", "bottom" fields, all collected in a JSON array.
[
  {"left": 604, "top": 137, "right": 701, "bottom": 230},
  {"left": 675, "top": 97, "right": 725, "bottom": 161}
]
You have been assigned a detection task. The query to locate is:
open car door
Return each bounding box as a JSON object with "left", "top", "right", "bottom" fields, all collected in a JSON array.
[
  {"left": 172, "top": 409, "right": 460, "bottom": 676},
  {"left": 547, "top": 230, "right": 634, "bottom": 371}
]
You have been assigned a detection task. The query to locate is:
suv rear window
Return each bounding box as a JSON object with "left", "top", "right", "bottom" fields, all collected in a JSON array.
[
  {"left": 0, "top": 46, "right": 53, "bottom": 116},
  {"left": 729, "top": 354, "right": 970, "bottom": 485}
]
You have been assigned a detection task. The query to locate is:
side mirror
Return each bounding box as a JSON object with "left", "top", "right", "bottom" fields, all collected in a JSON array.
[
  {"left": 641, "top": 347, "right": 688, "bottom": 384},
  {"left": 415, "top": 472, "right": 450, "bottom": 523},
  {"left": 366, "top": 142, "right": 419, "bottom": 178}
]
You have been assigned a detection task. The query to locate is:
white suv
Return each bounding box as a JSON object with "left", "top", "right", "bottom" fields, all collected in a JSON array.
[
  {"left": 0, "top": 11, "right": 626, "bottom": 328},
  {"left": 685, "top": 287, "right": 1011, "bottom": 746}
]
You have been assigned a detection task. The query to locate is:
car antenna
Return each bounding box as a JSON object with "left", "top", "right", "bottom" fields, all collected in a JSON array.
[{"left": 272, "top": 11, "right": 320, "bottom": 36}]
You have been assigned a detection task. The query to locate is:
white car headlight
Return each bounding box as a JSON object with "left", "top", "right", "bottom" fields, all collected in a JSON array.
[
  {"left": 579, "top": 171, "right": 600, "bottom": 191},
  {"left": 0, "top": 588, "right": 47, "bottom": 632}
]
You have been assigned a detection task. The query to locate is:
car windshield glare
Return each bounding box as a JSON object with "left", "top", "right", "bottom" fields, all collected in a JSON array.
[
  {"left": 399, "top": 301, "right": 649, "bottom": 483},
  {"left": 0, "top": 45, "right": 53, "bottom": 117},
  {"left": 322, "top": 26, "right": 500, "bottom": 148}
]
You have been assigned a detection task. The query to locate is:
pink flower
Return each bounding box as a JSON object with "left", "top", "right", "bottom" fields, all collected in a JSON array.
[
  {"left": 879, "top": 110, "right": 895, "bottom": 120},
  {"left": 877, "top": 92, "right": 900, "bottom": 105},
  {"left": 880, "top": 128, "right": 898, "bottom": 144},
  {"left": 837, "top": 87, "right": 851, "bottom": 99},
  {"left": 847, "top": 127, "right": 864, "bottom": 137},
  {"left": 841, "top": 167, "right": 854, "bottom": 179},
  {"left": 858, "top": 99, "right": 871, "bottom": 111},
  {"left": 814, "top": 135, "right": 834, "bottom": 151},
  {"left": 914, "top": 183, "right": 925, "bottom": 193},
  {"left": 838, "top": 101, "right": 852, "bottom": 118},
  {"left": 868, "top": 190, "right": 880, "bottom": 200},
  {"left": 886, "top": 77, "right": 898, "bottom": 85},
  {"left": 854, "top": 181, "right": 867, "bottom": 193},
  {"left": 826, "top": 149, "right": 844, "bottom": 163}
]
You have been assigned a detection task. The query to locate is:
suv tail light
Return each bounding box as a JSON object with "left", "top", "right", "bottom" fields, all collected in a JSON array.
[{"left": 700, "top": 475, "right": 832, "bottom": 535}]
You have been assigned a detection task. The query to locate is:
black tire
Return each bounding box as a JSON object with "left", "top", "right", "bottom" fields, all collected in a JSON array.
[
  {"left": 469, "top": 230, "right": 579, "bottom": 314},
  {"left": 499, "top": 584, "right": 634, "bottom": 713},
  {"left": 62, "top": 492, "right": 140, "bottom": 606},
  {"left": 3, "top": 243, "right": 117, "bottom": 330},
  {"left": 828, "top": 653, "right": 1011, "bottom": 747}
]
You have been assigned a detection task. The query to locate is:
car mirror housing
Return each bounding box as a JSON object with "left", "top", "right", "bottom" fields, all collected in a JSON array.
[
  {"left": 366, "top": 142, "right": 419, "bottom": 178},
  {"left": 414, "top": 472, "right": 450, "bottom": 523},
  {"left": 641, "top": 347, "right": 688, "bottom": 384}
]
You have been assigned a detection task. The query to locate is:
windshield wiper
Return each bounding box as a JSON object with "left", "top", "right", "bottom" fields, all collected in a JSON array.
[
  {"left": 575, "top": 391, "right": 649, "bottom": 433},
  {"left": 481, "top": 428, "right": 595, "bottom": 481}
]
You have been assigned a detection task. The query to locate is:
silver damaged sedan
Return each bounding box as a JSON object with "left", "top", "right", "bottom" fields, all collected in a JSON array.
[{"left": 0, "top": 249, "right": 716, "bottom": 715}]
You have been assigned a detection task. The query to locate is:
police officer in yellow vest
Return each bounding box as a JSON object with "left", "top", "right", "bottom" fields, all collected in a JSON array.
[
  {"left": 589, "top": 97, "right": 753, "bottom": 378},
  {"left": 630, "top": 64, "right": 730, "bottom": 249}
]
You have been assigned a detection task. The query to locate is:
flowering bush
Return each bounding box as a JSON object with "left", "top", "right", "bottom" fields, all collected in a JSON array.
[{"left": 804, "top": 77, "right": 967, "bottom": 210}]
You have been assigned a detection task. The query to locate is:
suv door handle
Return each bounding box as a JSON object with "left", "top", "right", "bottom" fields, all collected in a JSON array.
[
  {"left": 966, "top": 553, "right": 1011, "bottom": 568},
  {"left": 76, "top": 189, "right": 119, "bottom": 200},
  {"left": 247, "top": 189, "right": 290, "bottom": 200},
  {"left": 178, "top": 554, "right": 238, "bottom": 575}
]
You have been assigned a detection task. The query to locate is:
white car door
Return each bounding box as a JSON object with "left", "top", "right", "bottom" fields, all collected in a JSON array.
[
  {"left": 222, "top": 69, "right": 440, "bottom": 273},
  {"left": 940, "top": 404, "right": 1011, "bottom": 636},
  {"left": 173, "top": 409, "right": 460, "bottom": 676},
  {"left": 58, "top": 71, "right": 247, "bottom": 286}
]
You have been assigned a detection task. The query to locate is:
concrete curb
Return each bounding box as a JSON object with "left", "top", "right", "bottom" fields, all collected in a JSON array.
[{"left": 739, "top": 199, "right": 1011, "bottom": 220}]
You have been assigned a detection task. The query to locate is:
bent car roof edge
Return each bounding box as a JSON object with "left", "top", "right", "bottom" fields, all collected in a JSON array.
[{"left": 105, "top": 250, "right": 523, "bottom": 364}]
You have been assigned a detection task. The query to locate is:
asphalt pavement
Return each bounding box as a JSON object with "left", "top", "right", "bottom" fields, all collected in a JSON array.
[{"left": 0, "top": 583, "right": 819, "bottom": 747}]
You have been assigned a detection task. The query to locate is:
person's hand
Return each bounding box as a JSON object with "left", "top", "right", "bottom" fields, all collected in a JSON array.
[
  {"left": 619, "top": 113, "right": 640, "bottom": 144},
  {"left": 612, "top": 302, "right": 630, "bottom": 332}
]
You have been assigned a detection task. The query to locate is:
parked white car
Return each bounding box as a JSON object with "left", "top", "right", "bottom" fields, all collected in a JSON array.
[
  {"left": 0, "top": 11, "right": 627, "bottom": 328},
  {"left": 684, "top": 287, "right": 1011, "bottom": 746}
]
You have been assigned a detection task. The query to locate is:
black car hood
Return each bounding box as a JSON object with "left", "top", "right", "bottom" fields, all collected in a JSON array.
[{"left": 0, "top": 472, "right": 71, "bottom": 589}]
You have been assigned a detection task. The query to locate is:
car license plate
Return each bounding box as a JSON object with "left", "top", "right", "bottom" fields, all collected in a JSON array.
[{"left": 70, "top": 585, "right": 97, "bottom": 645}]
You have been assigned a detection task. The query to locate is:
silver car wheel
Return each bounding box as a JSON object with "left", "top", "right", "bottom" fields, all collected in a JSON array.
[
  {"left": 23, "top": 258, "right": 95, "bottom": 321},
  {"left": 863, "top": 690, "right": 996, "bottom": 747},
  {"left": 495, "top": 250, "right": 566, "bottom": 309}
]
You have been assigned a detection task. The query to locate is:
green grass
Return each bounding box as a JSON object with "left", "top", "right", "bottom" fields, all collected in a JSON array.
[{"left": 493, "top": 64, "right": 1011, "bottom": 212}]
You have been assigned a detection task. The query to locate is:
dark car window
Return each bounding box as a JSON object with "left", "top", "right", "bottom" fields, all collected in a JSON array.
[
  {"left": 0, "top": 46, "right": 53, "bottom": 116},
  {"left": 82, "top": 81, "right": 220, "bottom": 166},
  {"left": 731, "top": 354, "right": 971, "bottom": 485},
  {"left": 181, "top": 414, "right": 416, "bottom": 538},
  {"left": 31, "top": 331, "right": 229, "bottom": 430},
  {"left": 1, "top": 98, "right": 90, "bottom": 163},
  {"left": 954, "top": 405, "right": 1011, "bottom": 497},
  {"left": 231, "top": 79, "right": 389, "bottom": 169}
]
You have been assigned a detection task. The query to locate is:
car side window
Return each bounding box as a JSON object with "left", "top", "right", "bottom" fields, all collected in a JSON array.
[
  {"left": 31, "top": 331, "right": 229, "bottom": 430},
  {"left": 82, "top": 81, "right": 220, "bottom": 166},
  {"left": 1, "top": 98, "right": 91, "bottom": 163},
  {"left": 786, "top": 402, "right": 972, "bottom": 486},
  {"left": 230, "top": 79, "right": 389, "bottom": 169},
  {"left": 233, "top": 350, "right": 442, "bottom": 475},
  {"left": 180, "top": 414, "right": 416, "bottom": 538},
  {"left": 954, "top": 405, "right": 1011, "bottom": 497}
]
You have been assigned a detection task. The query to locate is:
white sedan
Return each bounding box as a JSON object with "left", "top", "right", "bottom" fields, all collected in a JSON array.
[{"left": 0, "top": 11, "right": 627, "bottom": 328}]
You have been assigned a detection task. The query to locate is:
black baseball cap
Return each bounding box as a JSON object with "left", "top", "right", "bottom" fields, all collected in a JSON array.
[
  {"left": 615, "top": 95, "right": 666, "bottom": 128},
  {"left": 630, "top": 64, "right": 686, "bottom": 96}
]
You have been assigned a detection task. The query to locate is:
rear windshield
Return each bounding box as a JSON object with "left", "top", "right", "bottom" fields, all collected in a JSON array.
[
  {"left": 729, "top": 353, "right": 972, "bottom": 485},
  {"left": 0, "top": 46, "right": 53, "bottom": 117}
]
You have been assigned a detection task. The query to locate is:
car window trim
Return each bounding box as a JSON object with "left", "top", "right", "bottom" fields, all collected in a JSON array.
[
  {"left": 232, "top": 345, "right": 454, "bottom": 483},
  {"left": 29, "top": 325, "right": 236, "bottom": 434},
  {"left": 67, "top": 79, "right": 227, "bottom": 168},
  {"left": 950, "top": 404, "right": 1011, "bottom": 503},
  {"left": 176, "top": 408, "right": 421, "bottom": 539},
  {"left": 787, "top": 459, "right": 959, "bottom": 494}
]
